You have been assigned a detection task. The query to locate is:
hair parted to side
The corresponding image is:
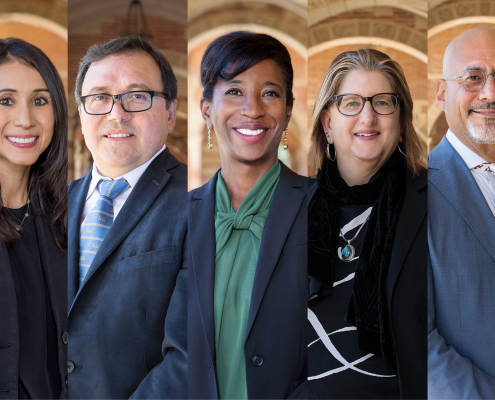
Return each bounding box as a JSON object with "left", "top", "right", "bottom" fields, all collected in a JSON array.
[
  {"left": 0, "top": 38, "right": 67, "bottom": 249},
  {"left": 309, "top": 48, "right": 423, "bottom": 176},
  {"left": 75, "top": 35, "right": 177, "bottom": 109},
  {"left": 200, "top": 31, "right": 294, "bottom": 106}
]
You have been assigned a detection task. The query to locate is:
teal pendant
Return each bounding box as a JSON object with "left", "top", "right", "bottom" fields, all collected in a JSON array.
[{"left": 340, "top": 244, "right": 355, "bottom": 262}]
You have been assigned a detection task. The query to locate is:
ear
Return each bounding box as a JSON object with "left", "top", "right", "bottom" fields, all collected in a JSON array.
[
  {"left": 167, "top": 99, "right": 178, "bottom": 132},
  {"left": 285, "top": 103, "right": 293, "bottom": 128},
  {"left": 200, "top": 97, "right": 212, "bottom": 127},
  {"left": 320, "top": 108, "right": 333, "bottom": 144},
  {"left": 436, "top": 80, "right": 446, "bottom": 111}
]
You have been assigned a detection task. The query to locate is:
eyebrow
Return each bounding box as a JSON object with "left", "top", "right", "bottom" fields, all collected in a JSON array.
[
  {"left": 226, "top": 80, "right": 283, "bottom": 90},
  {"left": 0, "top": 88, "right": 49, "bottom": 94},
  {"left": 86, "top": 83, "right": 151, "bottom": 94}
]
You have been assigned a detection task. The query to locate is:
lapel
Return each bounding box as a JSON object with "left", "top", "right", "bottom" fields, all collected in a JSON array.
[
  {"left": 32, "top": 194, "right": 67, "bottom": 330},
  {"left": 68, "top": 171, "right": 92, "bottom": 307},
  {"left": 386, "top": 170, "right": 427, "bottom": 311},
  {"left": 69, "top": 149, "right": 178, "bottom": 314},
  {"left": 189, "top": 172, "right": 218, "bottom": 364},
  {"left": 429, "top": 138, "right": 495, "bottom": 262},
  {"left": 245, "top": 163, "right": 305, "bottom": 342}
]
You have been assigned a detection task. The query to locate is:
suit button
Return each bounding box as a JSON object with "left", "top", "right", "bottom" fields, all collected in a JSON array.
[
  {"left": 62, "top": 331, "right": 68, "bottom": 345},
  {"left": 68, "top": 361, "right": 75, "bottom": 374},
  {"left": 66, "top": 377, "right": 68, "bottom": 387},
  {"left": 251, "top": 355, "right": 263, "bottom": 367}
]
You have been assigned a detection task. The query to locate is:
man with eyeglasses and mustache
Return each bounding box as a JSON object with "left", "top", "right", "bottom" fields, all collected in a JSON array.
[
  {"left": 67, "top": 35, "right": 187, "bottom": 398},
  {"left": 428, "top": 26, "right": 495, "bottom": 398}
]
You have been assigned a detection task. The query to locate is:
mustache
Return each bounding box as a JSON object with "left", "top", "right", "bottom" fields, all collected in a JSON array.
[
  {"left": 100, "top": 122, "right": 138, "bottom": 135},
  {"left": 468, "top": 102, "right": 495, "bottom": 114}
]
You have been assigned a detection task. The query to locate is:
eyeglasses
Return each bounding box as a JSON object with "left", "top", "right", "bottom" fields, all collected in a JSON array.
[
  {"left": 79, "top": 91, "right": 167, "bottom": 115},
  {"left": 442, "top": 70, "right": 495, "bottom": 92},
  {"left": 332, "top": 93, "right": 401, "bottom": 116}
]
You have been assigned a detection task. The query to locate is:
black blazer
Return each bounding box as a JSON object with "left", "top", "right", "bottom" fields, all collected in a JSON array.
[
  {"left": 0, "top": 195, "right": 67, "bottom": 399},
  {"left": 188, "top": 162, "right": 308, "bottom": 399},
  {"left": 67, "top": 148, "right": 188, "bottom": 399},
  {"left": 308, "top": 168, "right": 427, "bottom": 399}
]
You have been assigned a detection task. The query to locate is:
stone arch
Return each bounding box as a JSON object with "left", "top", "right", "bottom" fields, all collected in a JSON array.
[
  {"left": 429, "top": 1, "right": 495, "bottom": 30},
  {"left": 308, "top": 0, "right": 426, "bottom": 26},
  {"left": 309, "top": 19, "right": 426, "bottom": 56}
]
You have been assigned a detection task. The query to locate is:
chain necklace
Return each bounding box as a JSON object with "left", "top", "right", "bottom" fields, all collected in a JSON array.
[
  {"left": 6, "top": 199, "right": 30, "bottom": 231},
  {"left": 339, "top": 215, "right": 369, "bottom": 262}
]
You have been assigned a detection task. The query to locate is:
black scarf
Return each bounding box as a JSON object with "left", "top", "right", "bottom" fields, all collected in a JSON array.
[{"left": 308, "top": 149, "right": 407, "bottom": 358}]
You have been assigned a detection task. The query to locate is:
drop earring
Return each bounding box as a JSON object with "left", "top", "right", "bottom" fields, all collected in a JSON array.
[
  {"left": 207, "top": 125, "right": 213, "bottom": 150},
  {"left": 283, "top": 128, "right": 289, "bottom": 150}
]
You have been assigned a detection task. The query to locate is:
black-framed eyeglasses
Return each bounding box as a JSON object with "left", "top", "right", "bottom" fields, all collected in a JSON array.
[
  {"left": 79, "top": 91, "right": 167, "bottom": 115},
  {"left": 332, "top": 93, "right": 401, "bottom": 116},
  {"left": 442, "top": 69, "right": 495, "bottom": 92}
]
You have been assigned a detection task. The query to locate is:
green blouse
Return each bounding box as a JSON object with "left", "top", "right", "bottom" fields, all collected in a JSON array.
[{"left": 213, "top": 161, "right": 281, "bottom": 399}]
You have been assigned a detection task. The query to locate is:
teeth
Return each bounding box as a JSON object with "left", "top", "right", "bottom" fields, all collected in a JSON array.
[
  {"left": 106, "top": 134, "right": 132, "bottom": 138},
  {"left": 7, "top": 136, "right": 37, "bottom": 143},
  {"left": 355, "top": 132, "right": 379, "bottom": 137},
  {"left": 237, "top": 128, "right": 265, "bottom": 136}
]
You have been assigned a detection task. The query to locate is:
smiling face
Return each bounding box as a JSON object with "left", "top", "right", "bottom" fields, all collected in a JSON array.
[
  {"left": 201, "top": 59, "right": 292, "bottom": 167},
  {"left": 321, "top": 69, "right": 401, "bottom": 174},
  {"left": 79, "top": 51, "right": 176, "bottom": 178},
  {"left": 437, "top": 28, "right": 495, "bottom": 152},
  {"left": 0, "top": 61, "right": 54, "bottom": 171}
]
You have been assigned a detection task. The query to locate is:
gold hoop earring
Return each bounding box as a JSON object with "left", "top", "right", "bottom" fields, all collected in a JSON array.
[
  {"left": 397, "top": 142, "right": 406, "bottom": 157},
  {"left": 207, "top": 125, "right": 213, "bottom": 150},
  {"left": 283, "top": 128, "right": 289, "bottom": 150},
  {"left": 327, "top": 143, "right": 336, "bottom": 161}
]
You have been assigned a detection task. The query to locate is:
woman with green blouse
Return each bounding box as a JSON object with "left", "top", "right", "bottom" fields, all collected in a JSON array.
[{"left": 188, "top": 31, "right": 308, "bottom": 399}]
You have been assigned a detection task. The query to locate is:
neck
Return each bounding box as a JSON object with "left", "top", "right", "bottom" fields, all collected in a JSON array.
[
  {"left": 220, "top": 155, "right": 278, "bottom": 211},
  {"left": 454, "top": 130, "right": 495, "bottom": 163},
  {"left": 0, "top": 160, "right": 30, "bottom": 208},
  {"left": 336, "top": 156, "right": 382, "bottom": 187}
]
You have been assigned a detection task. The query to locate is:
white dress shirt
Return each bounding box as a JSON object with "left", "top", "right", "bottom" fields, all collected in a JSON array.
[
  {"left": 80, "top": 145, "right": 166, "bottom": 235},
  {"left": 446, "top": 129, "right": 495, "bottom": 216}
]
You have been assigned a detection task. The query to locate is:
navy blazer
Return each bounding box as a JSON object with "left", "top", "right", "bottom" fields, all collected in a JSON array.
[
  {"left": 67, "top": 148, "right": 188, "bottom": 399},
  {"left": 428, "top": 136, "right": 495, "bottom": 398},
  {"left": 0, "top": 195, "right": 67, "bottom": 399},
  {"left": 188, "top": 162, "right": 308, "bottom": 399}
]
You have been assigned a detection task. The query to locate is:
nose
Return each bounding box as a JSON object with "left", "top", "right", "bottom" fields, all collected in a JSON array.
[
  {"left": 107, "top": 97, "right": 131, "bottom": 122},
  {"left": 479, "top": 73, "right": 495, "bottom": 103},
  {"left": 13, "top": 103, "right": 35, "bottom": 129},
  {"left": 358, "top": 101, "right": 377, "bottom": 124},
  {"left": 240, "top": 92, "right": 265, "bottom": 119}
]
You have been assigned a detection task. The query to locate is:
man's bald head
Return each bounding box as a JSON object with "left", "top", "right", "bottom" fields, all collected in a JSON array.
[{"left": 443, "top": 26, "right": 495, "bottom": 77}]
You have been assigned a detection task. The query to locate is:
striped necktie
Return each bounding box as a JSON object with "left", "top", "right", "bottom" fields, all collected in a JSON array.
[
  {"left": 79, "top": 179, "right": 130, "bottom": 287},
  {"left": 473, "top": 162, "right": 495, "bottom": 176}
]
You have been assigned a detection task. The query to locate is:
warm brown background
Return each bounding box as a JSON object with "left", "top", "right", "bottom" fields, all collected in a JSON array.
[
  {"left": 67, "top": 0, "right": 187, "bottom": 182},
  {"left": 428, "top": 0, "right": 495, "bottom": 152}
]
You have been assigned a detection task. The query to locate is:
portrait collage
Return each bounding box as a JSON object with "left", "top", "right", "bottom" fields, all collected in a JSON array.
[{"left": 1, "top": 0, "right": 495, "bottom": 399}]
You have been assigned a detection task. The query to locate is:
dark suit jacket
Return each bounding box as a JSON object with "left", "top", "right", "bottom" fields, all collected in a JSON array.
[
  {"left": 307, "top": 167, "right": 427, "bottom": 399},
  {"left": 67, "top": 148, "right": 188, "bottom": 399},
  {"left": 0, "top": 195, "right": 68, "bottom": 399},
  {"left": 188, "top": 162, "right": 308, "bottom": 399}
]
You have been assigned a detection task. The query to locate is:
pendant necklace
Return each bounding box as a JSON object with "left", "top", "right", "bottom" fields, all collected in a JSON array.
[
  {"left": 6, "top": 199, "right": 30, "bottom": 231},
  {"left": 339, "top": 215, "right": 369, "bottom": 262}
]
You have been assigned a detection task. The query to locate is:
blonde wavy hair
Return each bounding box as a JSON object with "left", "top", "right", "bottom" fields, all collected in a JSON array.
[{"left": 309, "top": 48, "right": 423, "bottom": 176}]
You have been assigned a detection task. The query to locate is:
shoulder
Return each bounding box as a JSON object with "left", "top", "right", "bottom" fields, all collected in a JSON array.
[
  {"left": 407, "top": 165, "right": 427, "bottom": 198},
  {"left": 188, "top": 171, "right": 219, "bottom": 203}
]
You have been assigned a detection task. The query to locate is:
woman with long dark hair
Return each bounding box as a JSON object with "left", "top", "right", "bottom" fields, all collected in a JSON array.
[
  {"left": 307, "top": 48, "right": 427, "bottom": 399},
  {"left": 0, "top": 38, "right": 67, "bottom": 399},
  {"left": 188, "top": 31, "right": 307, "bottom": 399}
]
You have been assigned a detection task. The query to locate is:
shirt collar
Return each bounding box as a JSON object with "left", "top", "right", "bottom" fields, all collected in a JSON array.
[
  {"left": 86, "top": 144, "right": 166, "bottom": 200},
  {"left": 446, "top": 129, "right": 487, "bottom": 169}
]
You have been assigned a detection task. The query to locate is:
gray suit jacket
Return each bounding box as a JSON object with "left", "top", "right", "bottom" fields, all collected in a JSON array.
[
  {"left": 428, "top": 136, "right": 495, "bottom": 399},
  {"left": 68, "top": 148, "right": 187, "bottom": 399}
]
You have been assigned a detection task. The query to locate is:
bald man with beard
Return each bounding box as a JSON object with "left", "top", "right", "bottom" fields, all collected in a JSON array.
[{"left": 428, "top": 26, "right": 495, "bottom": 398}]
